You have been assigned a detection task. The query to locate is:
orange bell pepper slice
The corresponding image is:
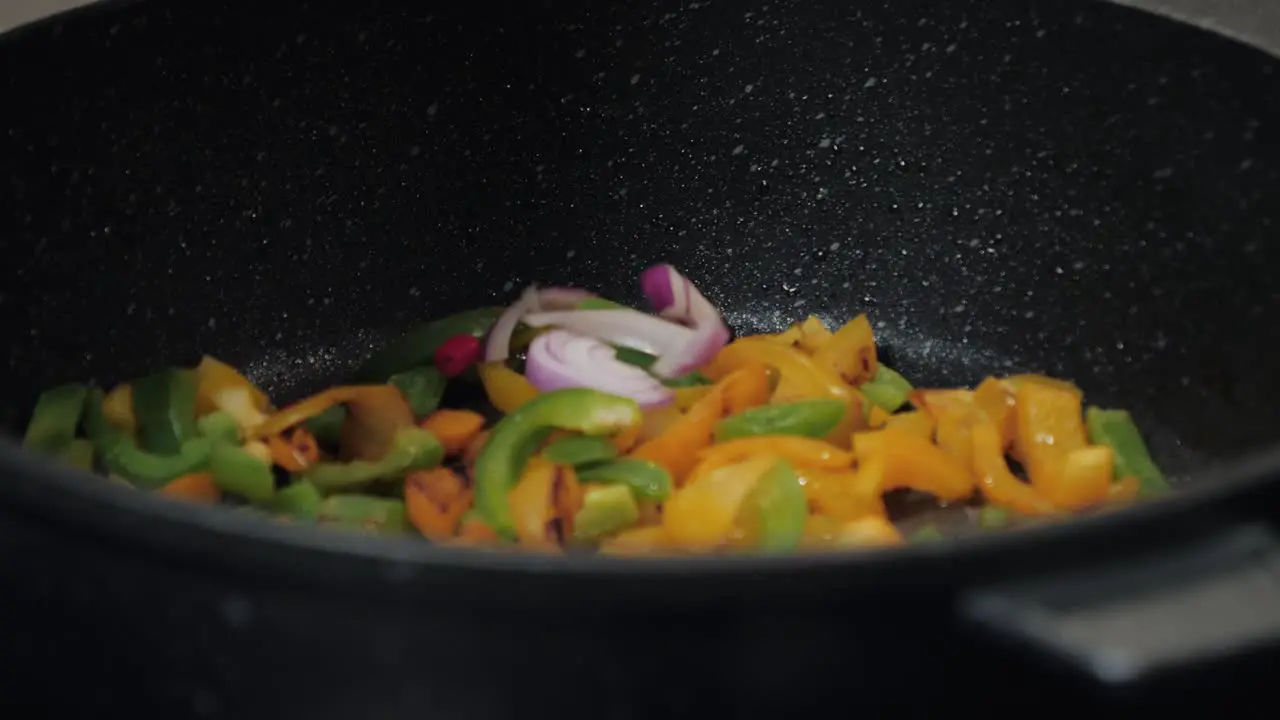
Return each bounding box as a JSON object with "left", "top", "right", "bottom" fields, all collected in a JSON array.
[
  {"left": 662, "top": 454, "right": 776, "bottom": 549},
  {"left": 883, "top": 410, "right": 935, "bottom": 442},
  {"left": 673, "top": 385, "right": 714, "bottom": 411},
  {"left": 1049, "top": 445, "right": 1114, "bottom": 511},
  {"left": 973, "top": 377, "right": 1016, "bottom": 448},
  {"left": 854, "top": 428, "right": 973, "bottom": 502},
  {"left": 796, "top": 316, "right": 834, "bottom": 353},
  {"left": 630, "top": 387, "right": 723, "bottom": 486},
  {"left": 1108, "top": 475, "right": 1142, "bottom": 503},
  {"left": 159, "top": 471, "right": 222, "bottom": 503},
  {"left": 405, "top": 467, "right": 473, "bottom": 540},
  {"left": 420, "top": 409, "right": 486, "bottom": 456},
  {"left": 266, "top": 427, "right": 321, "bottom": 472},
  {"left": 719, "top": 363, "right": 773, "bottom": 416},
  {"left": 811, "top": 314, "right": 878, "bottom": 386},
  {"left": 1013, "top": 381, "right": 1088, "bottom": 496},
  {"left": 970, "top": 420, "right": 1057, "bottom": 516},
  {"left": 477, "top": 361, "right": 540, "bottom": 414},
  {"left": 251, "top": 385, "right": 411, "bottom": 439},
  {"left": 867, "top": 405, "right": 891, "bottom": 429},
  {"left": 611, "top": 424, "right": 643, "bottom": 454},
  {"left": 639, "top": 405, "right": 683, "bottom": 441}
]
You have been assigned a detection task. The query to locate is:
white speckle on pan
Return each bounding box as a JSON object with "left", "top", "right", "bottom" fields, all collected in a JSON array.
[
  {"left": 732, "top": 144, "right": 745, "bottom": 155},
  {"left": 631, "top": 73, "right": 641, "bottom": 85},
  {"left": 829, "top": 242, "right": 841, "bottom": 251},
  {"left": 818, "top": 138, "right": 832, "bottom": 148},
  {"left": 744, "top": 83, "right": 755, "bottom": 93},
  {"left": 864, "top": 77, "right": 878, "bottom": 88},
  {"left": 426, "top": 102, "right": 439, "bottom": 116}
]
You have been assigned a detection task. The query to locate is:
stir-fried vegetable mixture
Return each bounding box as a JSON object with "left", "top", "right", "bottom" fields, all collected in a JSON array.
[{"left": 20, "top": 264, "right": 1170, "bottom": 553}]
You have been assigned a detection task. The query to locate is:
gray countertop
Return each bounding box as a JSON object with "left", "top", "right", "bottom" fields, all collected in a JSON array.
[{"left": 4, "top": 0, "right": 1279, "bottom": 54}]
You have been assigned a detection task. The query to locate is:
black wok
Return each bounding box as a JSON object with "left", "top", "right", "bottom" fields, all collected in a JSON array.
[{"left": 2, "top": 0, "right": 1279, "bottom": 716}]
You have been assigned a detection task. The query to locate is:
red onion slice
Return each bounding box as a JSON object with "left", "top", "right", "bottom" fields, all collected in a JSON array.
[
  {"left": 484, "top": 286, "right": 595, "bottom": 363},
  {"left": 526, "top": 330, "right": 674, "bottom": 409},
  {"left": 639, "top": 264, "right": 730, "bottom": 377},
  {"left": 522, "top": 309, "right": 698, "bottom": 358}
]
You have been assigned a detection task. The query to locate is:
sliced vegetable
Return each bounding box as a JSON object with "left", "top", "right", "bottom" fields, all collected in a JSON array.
[
  {"left": 663, "top": 454, "right": 774, "bottom": 549},
  {"left": 638, "top": 264, "right": 731, "bottom": 377},
  {"left": 738, "top": 459, "right": 808, "bottom": 552},
  {"left": 855, "top": 428, "right": 973, "bottom": 501},
  {"left": 477, "top": 361, "right": 541, "bottom": 414},
  {"left": 834, "top": 516, "right": 903, "bottom": 547},
  {"left": 978, "top": 505, "right": 1010, "bottom": 529},
  {"left": 317, "top": 495, "right": 410, "bottom": 533},
  {"left": 301, "top": 426, "right": 444, "bottom": 492},
  {"left": 405, "top": 467, "right": 472, "bottom": 540},
  {"left": 132, "top": 368, "right": 199, "bottom": 455},
  {"left": 541, "top": 435, "right": 619, "bottom": 467},
  {"left": 662, "top": 371, "right": 713, "bottom": 388},
  {"left": 209, "top": 443, "right": 275, "bottom": 501},
  {"left": 714, "top": 399, "right": 846, "bottom": 443},
  {"left": 795, "top": 316, "right": 834, "bottom": 353},
  {"left": 599, "top": 526, "right": 670, "bottom": 555},
  {"left": 102, "top": 383, "right": 136, "bottom": 432},
  {"left": 23, "top": 383, "right": 88, "bottom": 454},
  {"left": 196, "top": 410, "right": 240, "bottom": 445},
  {"left": 194, "top": 355, "right": 269, "bottom": 431},
  {"left": 486, "top": 287, "right": 593, "bottom": 364},
  {"left": 573, "top": 484, "right": 641, "bottom": 541},
  {"left": 159, "top": 471, "right": 222, "bottom": 503},
  {"left": 859, "top": 364, "right": 913, "bottom": 413},
  {"left": 388, "top": 366, "right": 447, "bottom": 417},
  {"left": 264, "top": 481, "right": 323, "bottom": 520},
  {"left": 506, "top": 457, "right": 583, "bottom": 549},
  {"left": 85, "top": 388, "right": 213, "bottom": 489},
  {"left": 1085, "top": 407, "right": 1171, "bottom": 497},
  {"left": 629, "top": 386, "right": 724, "bottom": 485},
  {"left": 355, "top": 306, "right": 502, "bottom": 382},
  {"left": 812, "top": 314, "right": 877, "bottom": 387},
  {"left": 883, "top": 410, "right": 935, "bottom": 441},
  {"left": 303, "top": 405, "right": 346, "bottom": 447},
  {"left": 433, "top": 334, "right": 483, "bottom": 379},
  {"left": 909, "top": 525, "right": 945, "bottom": 543},
  {"left": 577, "top": 458, "right": 673, "bottom": 501},
  {"left": 613, "top": 346, "right": 658, "bottom": 370},
  {"left": 526, "top": 330, "right": 674, "bottom": 409},
  {"left": 474, "top": 389, "right": 641, "bottom": 537},
  {"left": 419, "top": 409, "right": 486, "bottom": 456},
  {"left": 970, "top": 420, "right": 1056, "bottom": 516},
  {"left": 1013, "top": 381, "right": 1088, "bottom": 496},
  {"left": 57, "top": 438, "right": 95, "bottom": 472}
]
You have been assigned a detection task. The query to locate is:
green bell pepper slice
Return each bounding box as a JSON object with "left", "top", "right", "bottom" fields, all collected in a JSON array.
[
  {"left": 910, "top": 525, "right": 945, "bottom": 543},
  {"left": 978, "top": 506, "right": 1010, "bottom": 529},
  {"left": 84, "top": 388, "right": 212, "bottom": 490},
  {"left": 577, "top": 297, "right": 628, "bottom": 311},
  {"left": 23, "top": 383, "right": 89, "bottom": 454},
  {"left": 388, "top": 366, "right": 447, "bottom": 418},
  {"left": 858, "top": 364, "right": 914, "bottom": 413},
  {"left": 264, "top": 481, "right": 323, "bottom": 521},
  {"left": 317, "top": 494, "right": 410, "bottom": 533},
  {"left": 352, "top": 307, "right": 503, "bottom": 382},
  {"left": 303, "top": 404, "right": 346, "bottom": 448},
  {"left": 299, "top": 426, "right": 444, "bottom": 492},
  {"left": 209, "top": 443, "right": 276, "bottom": 502},
  {"left": 56, "top": 438, "right": 95, "bottom": 472},
  {"left": 662, "top": 371, "right": 713, "bottom": 388},
  {"left": 196, "top": 410, "right": 241, "bottom": 445},
  {"left": 739, "top": 459, "right": 808, "bottom": 552},
  {"left": 1085, "top": 407, "right": 1170, "bottom": 497},
  {"left": 573, "top": 484, "right": 641, "bottom": 541},
  {"left": 132, "top": 368, "right": 199, "bottom": 455},
  {"left": 576, "top": 458, "right": 673, "bottom": 501},
  {"left": 474, "top": 389, "right": 642, "bottom": 538},
  {"left": 714, "top": 399, "right": 846, "bottom": 443},
  {"left": 541, "top": 435, "right": 619, "bottom": 467}
]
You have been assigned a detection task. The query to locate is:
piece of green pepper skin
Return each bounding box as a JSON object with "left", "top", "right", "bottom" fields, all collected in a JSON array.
[
  {"left": 714, "top": 399, "right": 847, "bottom": 443},
  {"left": 1085, "top": 407, "right": 1171, "bottom": 497},
  {"left": 132, "top": 368, "right": 200, "bottom": 455},
  {"left": 858, "top": 364, "right": 914, "bottom": 414},
  {"left": 388, "top": 366, "right": 447, "bottom": 418},
  {"left": 978, "top": 506, "right": 1010, "bottom": 530},
  {"left": 303, "top": 404, "right": 346, "bottom": 448},
  {"left": 209, "top": 443, "right": 276, "bottom": 502},
  {"left": 316, "top": 494, "right": 410, "bottom": 533},
  {"left": 300, "top": 426, "right": 444, "bottom": 492},
  {"left": 23, "top": 383, "right": 89, "bottom": 454},
  {"left": 540, "top": 435, "right": 619, "bottom": 467},
  {"left": 352, "top": 307, "right": 503, "bottom": 382},
  {"left": 56, "top": 438, "right": 96, "bottom": 472},
  {"left": 740, "top": 459, "right": 808, "bottom": 552},
  {"left": 264, "top": 481, "right": 323, "bottom": 521},
  {"left": 196, "top": 410, "right": 241, "bottom": 445},
  {"left": 84, "top": 388, "right": 213, "bottom": 490},
  {"left": 576, "top": 458, "right": 673, "bottom": 501},
  {"left": 474, "top": 389, "right": 642, "bottom": 538}
]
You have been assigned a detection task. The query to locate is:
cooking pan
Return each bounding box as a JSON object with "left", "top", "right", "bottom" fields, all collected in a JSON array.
[{"left": 2, "top": 0, "right": 1279, "bottom": 716}]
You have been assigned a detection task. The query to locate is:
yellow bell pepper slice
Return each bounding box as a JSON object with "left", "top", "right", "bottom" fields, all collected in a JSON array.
[
  {"left": 799, "top": 459, "right": 886, "bottom": 522},
  {"left": 883, "top": 409, "right": 935, "bottom": 442},
  {"left": 796, "top": 315, "right": 834, "bottom": 353},
  {"left": 854, "top": 427, "right": 973, "bottom": 502},
  {"left": 103, "top": 383, "right": 136, "bottom": 432},
  {"left": 971, "top": 419, "right": 1057, "bottom": 516},
  {"left": 1050, "top": 445, "right": 1115, "bottom": 510},
  {"left": 662, "top": 454, "right": 776, "bottom": 549},
  {"left": 811, "top": 314, "right": 878, "bottom": 386},
  {"left": 478, "top": 361, "right": 540, "bottom": 414},
  {"left": 1013, "top": 381, "right": 1088, "bottom": 495},
  {"left": 194, "top": 355, "right": 270, "bottom": 430}
]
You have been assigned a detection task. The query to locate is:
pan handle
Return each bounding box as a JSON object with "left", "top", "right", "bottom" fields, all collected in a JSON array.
[{"left": 958, "top": 523, "right": 1280, "bottom": 688}]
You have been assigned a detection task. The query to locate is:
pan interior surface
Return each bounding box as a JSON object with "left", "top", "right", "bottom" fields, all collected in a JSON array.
[{"left": 2, "top": 0, "right": 1279, "bottom": 506}]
